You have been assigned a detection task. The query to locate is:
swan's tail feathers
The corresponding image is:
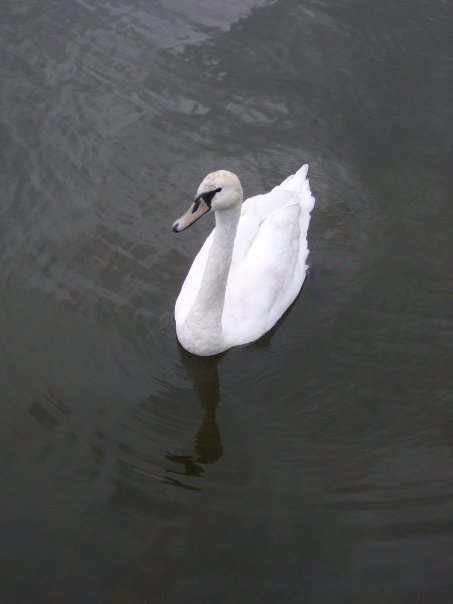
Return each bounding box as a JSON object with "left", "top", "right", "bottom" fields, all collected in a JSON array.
[
  {"left": 277, "top": 164, "right": 315, "bottom": 212},
  {"left": 278, "top": 164, "right": 309, "bottom": 192}
]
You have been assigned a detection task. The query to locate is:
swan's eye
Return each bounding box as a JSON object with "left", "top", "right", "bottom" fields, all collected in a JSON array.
[
  {"left": 198, "top": 187, "right": 221, "bottom": 208},
  {"left": 215, "top": 188, "right": 222, "bottom": 193}
]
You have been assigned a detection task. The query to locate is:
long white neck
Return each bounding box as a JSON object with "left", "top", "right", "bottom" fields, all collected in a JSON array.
[{"left": 180, "top": 204, "right": 241, "bottom": 355}]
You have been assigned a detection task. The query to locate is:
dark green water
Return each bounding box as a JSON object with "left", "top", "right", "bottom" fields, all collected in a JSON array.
[{"left": 1, "top": 1, "right": 452, "bottom": 602}]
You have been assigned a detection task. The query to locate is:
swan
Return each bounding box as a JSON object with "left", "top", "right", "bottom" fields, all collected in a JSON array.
[{"left": 172, "top": 164, "right": 315, "bottom": 356}]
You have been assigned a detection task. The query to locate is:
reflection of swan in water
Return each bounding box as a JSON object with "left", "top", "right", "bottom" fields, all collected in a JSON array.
[{"left": 165, "top": 347, "right": 223, "bottom": 487}]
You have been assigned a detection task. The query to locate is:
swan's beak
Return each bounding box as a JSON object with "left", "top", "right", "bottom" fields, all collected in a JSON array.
[{"left": 172, "top": 194, "right": 211, "bottom": 233}]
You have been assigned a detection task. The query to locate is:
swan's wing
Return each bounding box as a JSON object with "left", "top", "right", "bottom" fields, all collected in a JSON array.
[
  {"left": 222, "top": 202, "right": 308, "bottom": 347},
  {"left": 233, "top": 164, "right": 314, "bottom": 263}
]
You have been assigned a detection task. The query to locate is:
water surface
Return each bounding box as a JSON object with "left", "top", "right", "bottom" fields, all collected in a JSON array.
[{"left": 1, "top": 0, "right": 452, "bottom": 602}]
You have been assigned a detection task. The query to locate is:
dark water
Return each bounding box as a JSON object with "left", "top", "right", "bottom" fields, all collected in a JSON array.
[{"left": 1, "top": 0, "right": 452, "bottom": 602}]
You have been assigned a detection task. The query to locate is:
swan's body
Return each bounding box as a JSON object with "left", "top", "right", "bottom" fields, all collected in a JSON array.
[{"left": 172, "top": 165, "right": 315, "bottom": 356}]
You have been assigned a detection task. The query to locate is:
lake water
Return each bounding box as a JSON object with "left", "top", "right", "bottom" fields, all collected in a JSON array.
[{"left": 1, "top": 1, "right": 452, "bottom": 602}]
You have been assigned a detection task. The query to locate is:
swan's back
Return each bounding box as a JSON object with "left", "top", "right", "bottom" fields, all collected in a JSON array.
[{"left": 175, "top": 165, "right": 315, "bottom": 347}]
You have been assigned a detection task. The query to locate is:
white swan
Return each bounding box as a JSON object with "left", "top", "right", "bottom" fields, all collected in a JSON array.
[{"left": 172, "top": 165, "right": 315, "bottom": 356}]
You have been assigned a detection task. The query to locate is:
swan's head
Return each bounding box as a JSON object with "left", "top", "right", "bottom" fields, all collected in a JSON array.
[{"left": 172, "top": 170, "right": 242, "bottom": 233}]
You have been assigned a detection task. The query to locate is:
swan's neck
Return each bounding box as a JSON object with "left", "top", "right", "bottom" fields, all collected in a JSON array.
[{"left": 181, "top": 204, "right": 241, "bottom": 354}]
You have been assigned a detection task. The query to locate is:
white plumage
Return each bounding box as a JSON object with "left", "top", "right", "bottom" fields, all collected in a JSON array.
[{"left": 172, "top": 164, "right": 315, "bottom": 356}]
